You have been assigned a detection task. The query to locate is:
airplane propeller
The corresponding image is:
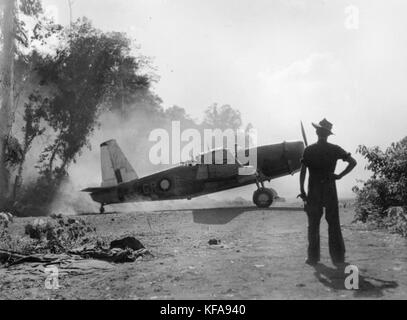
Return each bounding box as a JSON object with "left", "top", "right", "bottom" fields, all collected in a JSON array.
[
  {"left": 297, "top": 121, "right": 309, "bottom": 202},
  {"left": 301, "top": 121, "right": 308, "bottom": 147}
]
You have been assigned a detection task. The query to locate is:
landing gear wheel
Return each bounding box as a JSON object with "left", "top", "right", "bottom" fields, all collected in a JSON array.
[
  {"left": 253, "top": 188, "right": 274, "bottom": 208},
  {"left": 100, "top": 205, "right": 105, "bottom": 214}
]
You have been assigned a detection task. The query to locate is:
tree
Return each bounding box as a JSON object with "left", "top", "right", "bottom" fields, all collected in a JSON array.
[
  {"left": 0, "top": 0, "right": 47, "bottom": 208},
  {"left": 34, "top": 18, "right": 153, "bottom": 181},
  {"left": 203, "top": 103, "right": 242, "bottom": 131},
  {"left": 68, "top": 0, "right": 75, "bottom": 25},
  {"left": 12, "top": 91, "right": 46, "bottom": 199},
  {"left": 0, "top": 0, "right": 17, "bottom": 207},
  {"left": 0, "top": 6, "right": 158, "bottom": 215}
]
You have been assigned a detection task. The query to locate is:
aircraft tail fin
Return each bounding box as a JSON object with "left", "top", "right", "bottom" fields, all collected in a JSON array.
[{"left": 100, "top": 140, "right": 138, "bottom": 187}]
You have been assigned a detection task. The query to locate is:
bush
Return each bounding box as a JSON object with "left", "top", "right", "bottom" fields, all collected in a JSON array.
[
  {"left": 24, "top": 215, "right": 98, "bottom": 254},
  {"left": 354, "top": 137, "right": 407, "bottom": 236},
  {"left": 1, "top": 218, "right": 38, "bottom": 255},
  {"left": 383, "top": 207, "right": 407, "bottom": 237},
  {"left": 0, "top": 219, "right": 12, "bottom": 247}
]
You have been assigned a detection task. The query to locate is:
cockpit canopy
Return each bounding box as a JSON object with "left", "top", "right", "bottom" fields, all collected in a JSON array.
[
  {"left": 182, "top": 148, "right": 242, "bottom": 166},
  {"left": 197, "top": 148, "right": 242, "bottom": 166}
]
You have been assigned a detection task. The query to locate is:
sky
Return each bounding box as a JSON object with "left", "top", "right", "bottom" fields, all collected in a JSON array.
[{"left": 42, "top": 0, "right": 407, "bottom": 198}]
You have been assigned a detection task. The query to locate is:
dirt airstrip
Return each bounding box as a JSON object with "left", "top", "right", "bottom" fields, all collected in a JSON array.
[{"left": 0, "top": 205, "right": 406, "bottom": 300}]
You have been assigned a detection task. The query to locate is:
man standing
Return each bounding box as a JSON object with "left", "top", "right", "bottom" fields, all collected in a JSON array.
[{"left": 299, "top": 119, "right": 357, "bottom": 267}]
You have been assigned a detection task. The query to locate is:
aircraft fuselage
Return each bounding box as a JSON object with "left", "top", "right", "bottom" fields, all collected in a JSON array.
[{"left": 89, "top": 141, "right": 304, "bottom": 206}]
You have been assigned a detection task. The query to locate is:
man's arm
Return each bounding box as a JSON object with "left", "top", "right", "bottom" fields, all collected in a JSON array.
[
  {"left": 299, "top": 164, "right": 307, "bottom": 199},
  {"left": 334, "top": 156, "right": 357, "bottom": 180}
]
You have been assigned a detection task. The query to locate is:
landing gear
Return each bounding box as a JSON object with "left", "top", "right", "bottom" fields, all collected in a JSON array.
[
  {"left": 254, "top": 171, "right": 265, "bottom": 190},
  {"left": 253, "top": 171, "right": 274, "bottom": 208},
  {"left": 253, "top": 188, "right": 275, "bottom": 208},
  {"left": 100, "top": 204, "right": 105, "bottom": 214}
]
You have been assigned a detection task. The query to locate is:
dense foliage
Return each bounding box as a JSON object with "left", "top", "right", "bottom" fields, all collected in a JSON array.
[{"left": 353, "top": 137, "right": 407, "bottom": 236}]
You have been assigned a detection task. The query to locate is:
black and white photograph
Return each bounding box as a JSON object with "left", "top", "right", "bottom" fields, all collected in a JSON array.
[{"left": 0, "top": 0, "right": 406, "bottom": 304}]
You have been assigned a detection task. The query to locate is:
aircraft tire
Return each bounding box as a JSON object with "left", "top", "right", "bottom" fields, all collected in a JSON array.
[{"left": 253, "top": 188, "right": 274, "bottom": 208}]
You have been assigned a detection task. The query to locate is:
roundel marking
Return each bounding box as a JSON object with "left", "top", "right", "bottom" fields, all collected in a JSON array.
[{"left": 159, "top": 178, "right": 171, "bottom": 191}]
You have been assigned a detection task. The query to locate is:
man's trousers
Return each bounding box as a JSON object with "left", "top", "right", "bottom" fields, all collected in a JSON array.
[{"left": 305, "top": 201, "right": 345, "bottom": 264}]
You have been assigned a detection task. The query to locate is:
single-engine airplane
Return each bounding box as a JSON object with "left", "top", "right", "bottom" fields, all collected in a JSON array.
[{"left": 83, "top": 124, "right": 308, "bottom": 213}]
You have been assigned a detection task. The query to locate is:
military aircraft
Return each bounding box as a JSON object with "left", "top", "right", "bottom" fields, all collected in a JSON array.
[{"left": 83, "top": 125, "right": 307, "bottom": 213}]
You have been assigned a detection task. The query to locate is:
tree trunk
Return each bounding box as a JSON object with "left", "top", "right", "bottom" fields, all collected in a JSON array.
[
  {"left": 0, "top": 0, "right": 16, "bottom": 208},
  {"left": 12, "top": 151, "right": 26, "bottom": 202}
]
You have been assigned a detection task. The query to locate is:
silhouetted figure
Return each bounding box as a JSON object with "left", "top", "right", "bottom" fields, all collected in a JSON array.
[{"left": 299, "top": 119, "right": 357, "bottom": 267}]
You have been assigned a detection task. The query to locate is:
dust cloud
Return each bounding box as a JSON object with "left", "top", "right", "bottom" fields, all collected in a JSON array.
[
  {"left": 56, "top": 108, "right": 257, "bottom": 215},
  {"left": 54, "top": 108, "right": 210, "bottom": 215}
]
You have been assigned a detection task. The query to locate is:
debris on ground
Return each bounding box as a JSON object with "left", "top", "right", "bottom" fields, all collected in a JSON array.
[
  {"left": 1, "top": 212, "right": 152, "bottom": 267},
  {"left": 0, "top": 212, "right": 14, "bottom": 226},
  {"left": 208, "top": 239, "right": 221, "bottom": 245},
  {"left": 70, "top": 247, "right": 151, "bottom": 263},
  {"left": 1, "top": 237, "right": 152, "bottom": 267},
  {"left": 70, "top": 238, "right": 152, "bottom": 263},
  {"left": 24, "top": 215, "right": 97, "bottom": 254},
  {"left": 2, "top": 256, "right": 116, "bottom": 280},
  {"left": 110, "top": 236, "right": 144, "bottom": 251},
  {"left": 0, "top": 250, "right": 72, "bottom": 266}
]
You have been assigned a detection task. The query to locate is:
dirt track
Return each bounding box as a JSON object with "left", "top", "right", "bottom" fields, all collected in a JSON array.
[{"left": 1, "top": 206, "right": 406, "bottom": 300}]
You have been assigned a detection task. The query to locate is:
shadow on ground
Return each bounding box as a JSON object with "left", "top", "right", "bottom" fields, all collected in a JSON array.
[
  {"left": 191, "top": 206, "right": 304, "bottom": 225},
  {"left": 192, "top": 207, "right": 249, "bottom": 224},
  {"left": 313, "top": 263, "right": 398, "bottom": 298}
]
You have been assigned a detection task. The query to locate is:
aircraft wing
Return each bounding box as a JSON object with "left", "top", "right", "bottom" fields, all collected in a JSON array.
[{"left": 81, "top": 187, "right": 112, "bottom": 193}]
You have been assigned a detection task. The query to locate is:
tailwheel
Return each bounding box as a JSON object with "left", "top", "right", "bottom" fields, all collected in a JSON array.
[
  {"left": 100, "top": 205, "right": 105, "bottom": 214},
  {"left": 253, "top": 188, "right": 274, "bottom": 208}
]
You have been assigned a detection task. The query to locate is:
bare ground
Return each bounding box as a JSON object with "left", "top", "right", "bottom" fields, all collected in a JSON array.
[{"left": 1, "top": 206, "right": 406, "bottom": 300}]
